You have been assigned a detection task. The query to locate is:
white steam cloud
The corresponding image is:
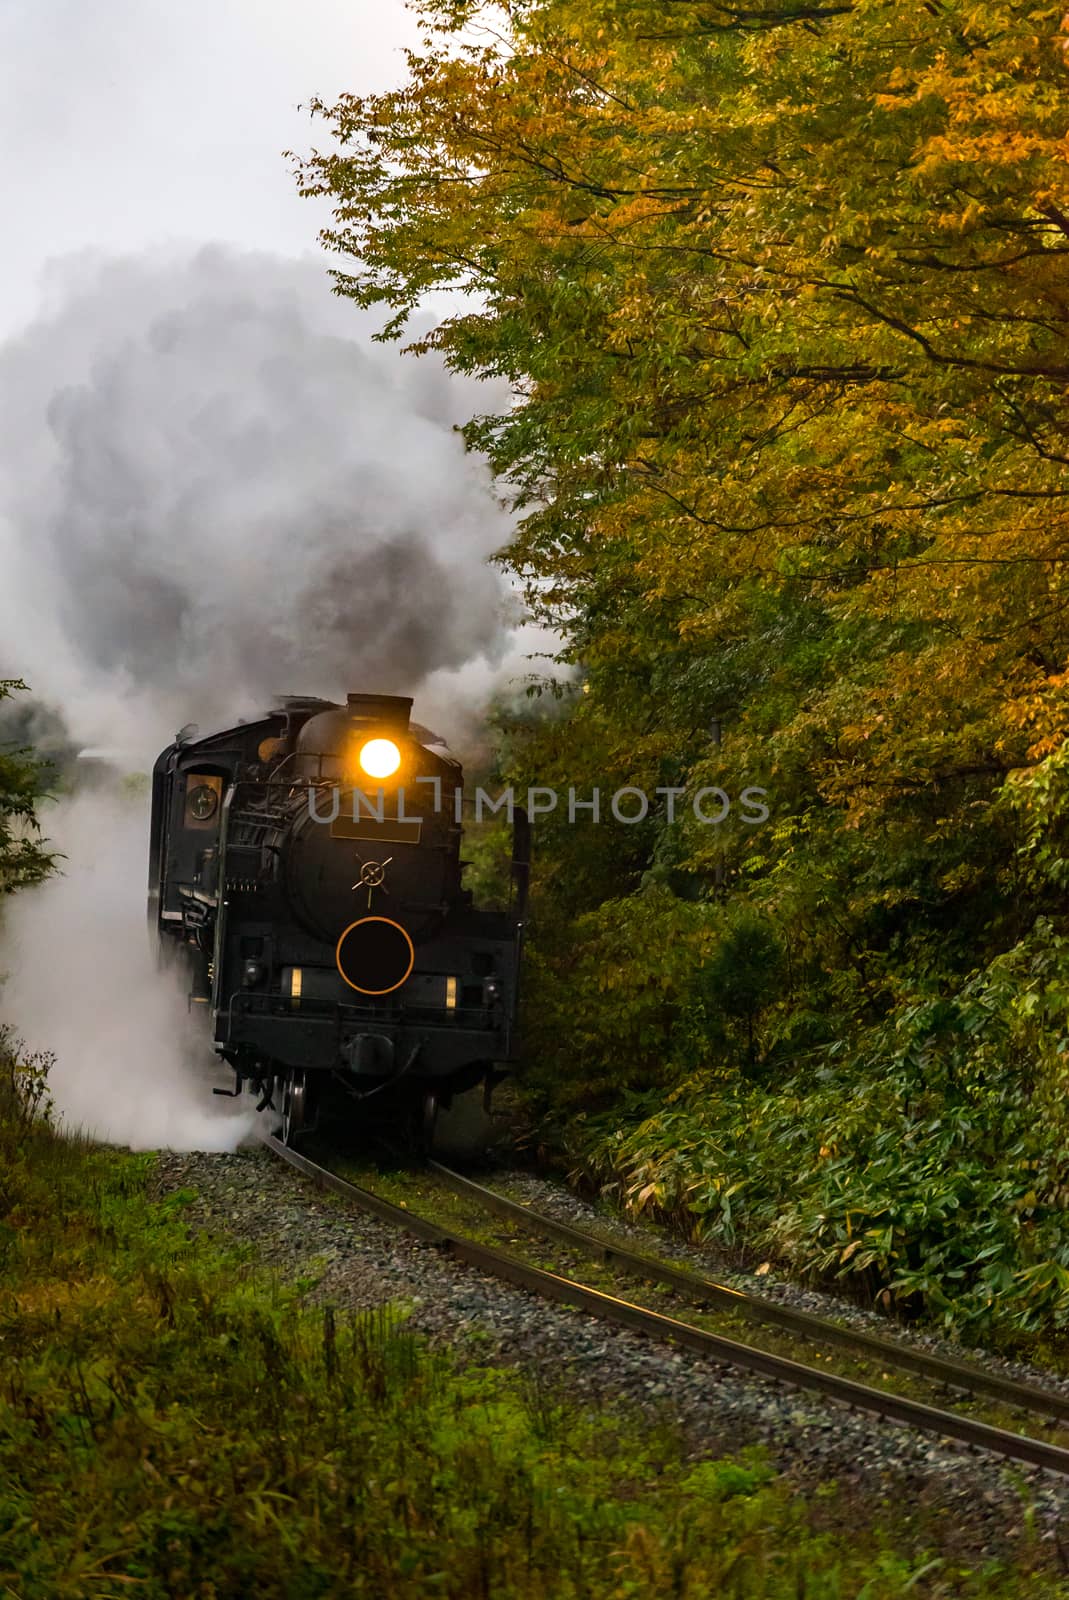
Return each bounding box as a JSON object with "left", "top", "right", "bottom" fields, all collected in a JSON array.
[
  {"left": 3, "top": 791, "right": 267, "bottom": 1151},
  {"left": 0, "top": 246, "right": 517, "bottom": 757},
  {"left": 0, "top": 245, "right": 527, "bottom": 1149}
]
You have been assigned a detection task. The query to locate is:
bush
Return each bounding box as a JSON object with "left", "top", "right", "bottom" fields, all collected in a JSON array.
[
  {"left": 0, "top": 1024, "right": 55, "bottom": 1135},
  {"left": 574, "top": 931, "right": 1069, "bottom": 1338},
  {"left": 519, "top": 888, "right": 719, "bottom": 1113},
  {"left": 0, "top": 677, "right": 56, "bottom": 896}
]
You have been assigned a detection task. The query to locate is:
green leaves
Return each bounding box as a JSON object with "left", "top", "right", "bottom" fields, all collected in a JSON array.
[
  {"left": 0, "top": 680, "right": 56, "bottom": 898},
  {"left": 573, "top": 921, "right": 1069, "bottom": 1334}
]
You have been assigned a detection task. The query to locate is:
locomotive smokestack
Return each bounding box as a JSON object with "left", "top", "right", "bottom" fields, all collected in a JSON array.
[{"left": 345, "top": 694, "right": 413, "bottom": 731}]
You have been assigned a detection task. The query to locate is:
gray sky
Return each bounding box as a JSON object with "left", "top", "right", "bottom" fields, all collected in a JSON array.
[{"left": 0, "top": 0, "right": 420, "bottom": 336}]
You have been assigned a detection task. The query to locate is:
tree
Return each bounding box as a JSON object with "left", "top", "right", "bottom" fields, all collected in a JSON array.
[
  {"left": 698, "top": 910, "right": 785, "bottom": 1066},
  {"left": 297, "top": 0, "right": 1069, "bottom": 1072},
  {"left": 0, "top": 681, "right": 56, "bottom": 896}
]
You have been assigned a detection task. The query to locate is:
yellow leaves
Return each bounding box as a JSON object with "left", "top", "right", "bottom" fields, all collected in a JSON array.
[
  {"left": 937, "top": 861, "right": 983, "bottom": 896},
  {"left": 1026, "top": 733, "right": 1068, "bottom": 762},
  {"left": 4, "top": 1275, "right": 127, "bottom": 1318},
  {"left": 306, "top": 0, "right": 1069, "bottom": 876}
]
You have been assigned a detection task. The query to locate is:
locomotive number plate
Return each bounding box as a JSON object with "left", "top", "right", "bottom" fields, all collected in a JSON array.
[{"left": 330, "top": 816, "right": 423, "bottom": 846}]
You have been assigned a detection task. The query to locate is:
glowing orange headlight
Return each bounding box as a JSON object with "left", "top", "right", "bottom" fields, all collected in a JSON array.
[{"left": 358, "top": 737, "right": 401, "bottom": 779}]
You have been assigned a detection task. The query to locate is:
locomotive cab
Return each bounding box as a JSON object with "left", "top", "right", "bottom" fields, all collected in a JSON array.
[{"left": 148, "top": 693, "right": 526, "bottom": 1143}]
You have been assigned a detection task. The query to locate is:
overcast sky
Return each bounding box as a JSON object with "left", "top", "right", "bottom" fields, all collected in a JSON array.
[{"left": 0, "top": 0, "right": 420, "bottom": 337}]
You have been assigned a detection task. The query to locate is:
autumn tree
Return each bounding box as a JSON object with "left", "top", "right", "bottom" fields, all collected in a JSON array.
[{"left": 299, "top": 0, "right": 1069, "bottom": 1068}]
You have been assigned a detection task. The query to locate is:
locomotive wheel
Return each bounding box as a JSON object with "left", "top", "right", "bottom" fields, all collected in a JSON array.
[{"left": 278, "top": 1069, "right": 308, "bottom": 1146}]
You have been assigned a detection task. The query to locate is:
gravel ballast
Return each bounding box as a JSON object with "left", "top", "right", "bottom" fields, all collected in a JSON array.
[
  {"left": 151, "top": 1145, "right": 1069, "bottom": 1565},
  {"left": 495, "top": 1168, "right": 1069, "bottom": 1403}
]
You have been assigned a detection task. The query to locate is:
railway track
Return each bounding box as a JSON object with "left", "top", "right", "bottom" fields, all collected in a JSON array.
[
  {"left": 428, "top": 1161, "right": 1069, "bottom": 1427},
  {"left": 264, "top": 1134, "right": 1069, "bottom": 1477}
]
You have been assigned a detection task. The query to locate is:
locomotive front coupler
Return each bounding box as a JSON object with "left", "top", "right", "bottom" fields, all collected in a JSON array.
[
  {"left": 344, "top": 1032, "right": 397, "bottom": 1076},
  {"left": 340, "top": 1039, "right": 423, "bottom": 1098}
]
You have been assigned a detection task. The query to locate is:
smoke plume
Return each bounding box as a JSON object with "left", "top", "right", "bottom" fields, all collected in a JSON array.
[{"left": 0, "top": 246, "right": 516, "bottom": 759}]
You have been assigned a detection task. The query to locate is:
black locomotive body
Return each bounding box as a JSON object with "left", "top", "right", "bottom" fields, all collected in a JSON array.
[{"left": 148, "top": 692, "right": 527, "bottom": 1141}]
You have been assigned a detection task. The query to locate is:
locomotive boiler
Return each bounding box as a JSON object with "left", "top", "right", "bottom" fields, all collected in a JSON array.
[{"left": 148, "top": 693, "right": 527, "bottom": 1143}]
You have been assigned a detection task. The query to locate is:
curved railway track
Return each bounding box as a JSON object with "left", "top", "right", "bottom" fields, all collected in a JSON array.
[
  {"left": 264, "top": 1134, "right": 1069, "bottom": 1477},
  {"left": 428, "top": 1161, "right": 1069, "bottom": 1427}
]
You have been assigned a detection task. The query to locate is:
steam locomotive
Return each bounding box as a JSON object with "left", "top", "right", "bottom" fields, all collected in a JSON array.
[{"left": 148, "top": 693, "right": 527, "bottom": 1143}]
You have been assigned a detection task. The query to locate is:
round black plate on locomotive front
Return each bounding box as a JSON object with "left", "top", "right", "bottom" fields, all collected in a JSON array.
[{"left": 336, "top": 916, "right": 415, "bottom": 995}]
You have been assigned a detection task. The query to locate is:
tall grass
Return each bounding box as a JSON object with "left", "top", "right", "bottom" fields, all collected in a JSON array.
[{"left": 0, "top": 1032, "right": 1062, "bottom": 1598}]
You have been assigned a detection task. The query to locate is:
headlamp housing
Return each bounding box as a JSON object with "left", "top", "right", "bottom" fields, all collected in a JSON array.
[{"left": 357, "top": 737, "right": 402, "bottom": 780}]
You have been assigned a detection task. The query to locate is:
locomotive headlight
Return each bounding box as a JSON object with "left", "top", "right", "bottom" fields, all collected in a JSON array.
[{"left": 358, "top": 738, "right": 401, "bottom": 780}]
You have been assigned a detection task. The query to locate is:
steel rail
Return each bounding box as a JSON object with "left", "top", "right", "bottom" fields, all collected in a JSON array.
[
  {"left": 428, "top": 1161, "right": 1069, "bottom": 1427},
  {"left": 263, "top": 1136, "right": 1069, "bottom": 1476}
]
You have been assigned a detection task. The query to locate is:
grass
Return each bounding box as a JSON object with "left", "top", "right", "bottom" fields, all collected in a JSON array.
[{"left": 1, "top": 1050, "right": 1068, "bottom": 1596}]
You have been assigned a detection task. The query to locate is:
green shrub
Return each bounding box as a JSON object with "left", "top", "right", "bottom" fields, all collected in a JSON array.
[
  {"left": 0, "top": 1024, "right": 55, "bottom": 1136},
  {"left": 574, "top": 928, "right": 1069, "bottom": 1337}
]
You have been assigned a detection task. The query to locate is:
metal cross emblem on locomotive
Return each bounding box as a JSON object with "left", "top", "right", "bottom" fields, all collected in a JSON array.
[
  {"left": 352, "top": 854, "right": 391, "bottom": 907},
  {"left": 147, "top": 693, "right": 529, "bottom": 1144}
]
